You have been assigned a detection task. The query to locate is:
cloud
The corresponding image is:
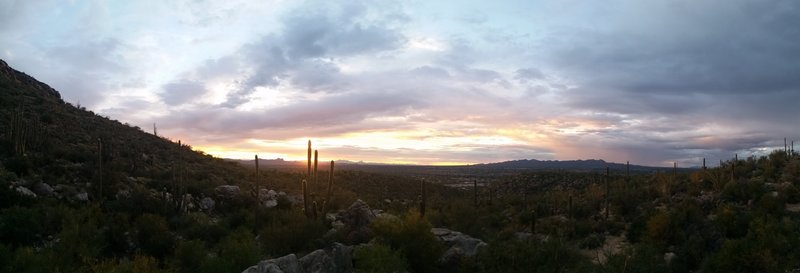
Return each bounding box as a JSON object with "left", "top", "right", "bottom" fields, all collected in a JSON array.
[
  {"left": 160, "top": 80, "right": 208, "bottom": 106},
  {"left": 3, "top": 0, "right": 799, "bottom": 166},
  {"left": 514, "top": 68, "right": 544, "bottom": 82}
]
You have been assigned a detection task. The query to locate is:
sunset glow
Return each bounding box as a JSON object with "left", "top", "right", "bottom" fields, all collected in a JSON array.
[{"left": 2, "top": 0, "right": 798, "bottom": 166}]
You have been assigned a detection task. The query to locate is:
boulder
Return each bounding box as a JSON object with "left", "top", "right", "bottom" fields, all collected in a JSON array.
[
  {"left": 15, "top": 186, "right": 37, "bottom": 198},
  {"left": 299, "top": 249, "right": 335, "bottom": 273},
  {"left": 215, "top": 185, "right": 241, "bottom": 199},
  {"left": 337, "top": 199, "right": 376, "bottom": 243},
  {"left": 200, "top": 197, "right": 216, "bottom": 211},
  {"left": 31, "top": 183, "right": 55, "bottom": 196},
  {"left": 75, "top": 192, "right": 89, "bottom": 202},
  {"left": 330, "top": 243, "right": 353, "bottom": 273},
  {"left": 243, "top": 254, "right": 301, "bottom": 273},
  {"left": 260, "top": 189, "right": 279, "bottom": 208},
  {"left": 243, "top": 243, "right": 354, "bottom": 273},
  {"left": 432, "top": 228, "right": 487, "bottom": 262}
]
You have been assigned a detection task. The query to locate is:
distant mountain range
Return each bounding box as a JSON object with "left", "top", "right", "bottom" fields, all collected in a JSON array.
[
  {"left": 469, "top": 159, "right": 680, "bottom": 172},
  {"left": 231, "top": 157, "right": 682, "bottom": 174}
]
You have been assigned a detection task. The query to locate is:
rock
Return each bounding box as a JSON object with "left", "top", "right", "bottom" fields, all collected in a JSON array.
[
  {"left": 200, "top": 197, "right": 216, "bottom": 211},
  {"left": 15, "top": 186, "right": 37, "bottom": 198},
  {"left": 331, "top": 243, "right": 354, "bottom": 273},
  {"left": 116, "top": 190, "right": 131, "bottom": 200},
  {"left": 432, "top": 228, "right": 487, "bottom": 262},
  {"left": 215, "top": 185, "right": 241, "bottom": 199},
  {"left": 338, "top": 199, "right": 376, "bottom": 243},
  {"left": 664, "top": 252, "right": 676, "bottom": 265},
  {"left": 243, "top": 244, "right": 354, "bottom": 273},
  {"left": 75, "top": 192, "right": 89, "bottom": 202},
  {"left": 31, "top": 183, "right": 54, "bottom": 196},
  {"left": 244, "top": 254, "right": 301, "bottom": 273},
  {"left": 514, "top": 232, "right": 533, "bottom": 241},
  {"left": 299, "top": 249, "right": 335, "bottom": 273},
  {"left": 243, "top": 262, "right": 283, "bottom": 273},
  {"left": 260, "top": 189, "right": 279, "bottom": 208}
]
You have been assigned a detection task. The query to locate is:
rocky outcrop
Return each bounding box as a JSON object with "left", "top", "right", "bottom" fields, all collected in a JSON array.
[
  {"left": 31, "top": 182, "right": 55, "bottom": 197},
  {"left": 200, "top": 197, "right": 216, "bottom": 211},
  {"left": 432, "top": 228, "right": 487, "bottom": 263},
  {"left": 260, "top": 189, "right": 287, "bottom": 208},
  {"left": 215, "top": 185, "right": 241, "bottom": 199},
  {"left": 299, "top": 249, "right": 334, "bottom": 273},
  {"left": 334, "top": 199, "right": 376, "bottom": 243},
  {"left": 74, "top": 192, "right": 89, "bottom": 202},
  {"left": 15, "top": 186, "right": 37, "bottom": 198},
  {"left": 242, "top": 243, "right": 353, "bottom": 273},
  {"left": 0, "top": 59, "right": 61, "bottom": 99}
]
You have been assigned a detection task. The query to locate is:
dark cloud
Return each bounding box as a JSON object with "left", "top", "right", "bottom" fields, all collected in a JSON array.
[
  {"left": 207, "top": 2, "right": 408, "bottom": 107},
  {"left": 160, "top": 80, "right": 207, "bottom": 106},
  {"left": 547, "top": 1, "right": 800, "bottom": 97},
  {"left": 162, "top": 90, "right": 421, "bottom": 136},
  {"left": 409, "top": 66, "right": 451, "bottom": 79},
  {"left": 514, "top": 68, "right": 544, "bottom": 82}
]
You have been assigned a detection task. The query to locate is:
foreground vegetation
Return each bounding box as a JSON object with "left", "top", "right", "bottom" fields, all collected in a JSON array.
[{"left": 4, "top": 59, "right": 800, "bottom": 272}]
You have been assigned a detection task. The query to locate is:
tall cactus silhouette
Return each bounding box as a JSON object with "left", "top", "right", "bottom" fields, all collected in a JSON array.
[
  {"left": 323, "top": 160, "right": 335, "bottom": 213},
  {"left": 420, "top": 179, "right": 427, "bottom": 217},
  {"left": 97, "top": 137, "right": 103, "bottom": 203},
  {"left": 605, "top": 167, "right": 610, "bottom": 220},
  {"left": 473, "top": 179, "right": 478, "bottom": 207},
  {"left": 302, "top": 179, "right": 309, "bottom": 217}
]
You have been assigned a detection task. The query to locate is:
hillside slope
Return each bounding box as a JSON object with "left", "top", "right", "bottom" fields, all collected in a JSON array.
[{"left": 0, "top": 59, "right": 253, "bottom": 201}]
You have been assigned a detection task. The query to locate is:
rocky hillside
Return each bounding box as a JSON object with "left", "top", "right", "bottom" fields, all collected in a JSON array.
[{"left": 0, "top": 59, "right": 261, "bottom": 202}]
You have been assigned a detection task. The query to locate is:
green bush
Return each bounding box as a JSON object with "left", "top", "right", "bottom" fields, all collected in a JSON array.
[
  {"left": 258, "top": 210, "right": 327, "bottom": 256},
  {"left": 370, "top": 211, "right": 444, "bottom": 273},
  {"left": 217, "top": 228, "right": 260, "bottom": 273},
  {"left": 469, "top": 237, "right": 590, "bottom": 273},
  {"left": 171, "top": 239, "right": 208, "bottom": 273},
  {"left": 134, "top": 213, "right": 174, "bottom": 259},
  {"left": 353, "top": 243, "right": 408, "bottom": 273}
]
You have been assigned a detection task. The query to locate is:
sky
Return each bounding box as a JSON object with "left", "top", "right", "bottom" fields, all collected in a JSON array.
[{"left": 1, "top": 0, "right": 799, "bottom": 166}]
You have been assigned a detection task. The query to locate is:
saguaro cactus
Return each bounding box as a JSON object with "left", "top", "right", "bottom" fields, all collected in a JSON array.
[
  {"left": 419, "top": 179, "right": 427, "bottom": 217},
  {"left": 10, "top": 108, "right": 29, "bottom": 156},
  {"left": 473, "top": 180, "right": 478, "bottom": 207},
  {"left": 302, "top": 179, "right": 309, "bottom": 217},
  {"left": 255, "top": 154, "right": 260, "bottom": 205},
  {"left": 314, "top": 150, "right": 319, "bottom": 185},
  {"left": 605, "top": 167, "right": 610, "bottom": 220},
  {"left": 97, "top": 137, "right": 103, "bottom": 202},
  {"left": 323, "top": 160, "right": 335, "bottom": 213}
]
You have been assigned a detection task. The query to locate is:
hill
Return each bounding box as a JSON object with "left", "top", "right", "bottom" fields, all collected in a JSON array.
[
  {"left": 0, "top": 59, "right": 255, "bottom": 201},
  {"left": 471, "top": 159, "right": 678, "bottom": 172}
]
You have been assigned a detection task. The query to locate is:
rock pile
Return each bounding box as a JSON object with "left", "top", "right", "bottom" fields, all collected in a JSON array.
[{"left": 242, "top": 243, "right": 353, "bottom": 273}]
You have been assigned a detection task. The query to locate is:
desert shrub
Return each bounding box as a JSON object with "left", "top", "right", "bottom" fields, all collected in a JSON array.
[
  {"left": 0, "top": 206, "right": 43, "bottom": 247},
  {"left": 171, "top": 239, "right": 208, "bottom": 273},
  {"left": 216, "top": 228, "right": 260, "bottom": 273},
  {"left": 353, "top": 243, "right": 408, "bottom": 273},
  {"left": 579, "top": 233, "right": 606, "bottom": 249},
  {"left": 134, "top": 213, "right": 174, "bottom": 259},
  {"left": 7, "top": 247, "right": 56, "bottom": 273},
  {"left": 601, "top": 243, "right": 668, "bottom": 273},
  {"left": 176, "top": 212, "right": 228, "bottom": 245},
  {"left": 721, "top": 179, "right": 765, "bottom": 204},
  {"left": 712, "top": 203, "right": 752, "bottom": 239},
  {"left": 258, "top": 210, "right": 327, "bottom": 256},
  {"left": 705, "top": 217, "right": 800, "bottom": 273},
  {"left": 370, "top": 211, "right": 444, "bottom": 273},
  {"left": 470, "top": 237, "right": 590, "bottom": 273}
]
